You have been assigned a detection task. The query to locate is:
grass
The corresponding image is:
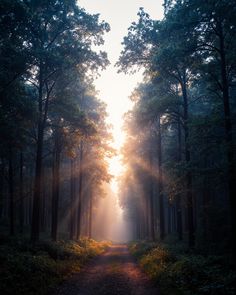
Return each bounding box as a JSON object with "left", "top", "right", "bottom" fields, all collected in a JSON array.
[
  {"left": 129, "top": 241, "right": 236, "bottom": 295},
  {"left": 0, "top": 235, "right": 111, "bottom": 295}
]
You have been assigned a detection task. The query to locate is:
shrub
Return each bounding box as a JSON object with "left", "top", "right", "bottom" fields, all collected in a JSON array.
[
  {"left": 129, "top": 242, "right": 236, "bottom": 295},
  {"left": 0, "top": 238, "right": 109, "bottom": 295},
  {"left": 129, "top": 240, "right": 158, "bottom": 258}
]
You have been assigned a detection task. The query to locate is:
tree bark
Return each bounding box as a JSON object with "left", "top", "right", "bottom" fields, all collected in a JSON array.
[
  {"left": 31, "top": 64, "right": 44, "bottom": 242},
  {"left": 149, "top": 138, "right": 155, "bottom": 240},
  {"left": 0, "top": 158, "right": 5, "bottom": 219},
  {"left": 157, "top": 116, "right": 165, "bottom": 240},
  {"left": 76, "top": 141, "right": 83, "bottom": 240},
  {"left": 88, "top": 191, "right": 92, "bottom": 239},
  {"left": 8, "top": 146, "right": 14, "bottom": 235},
  {"left": 181, "top": 72, "right": 195, "bottom": 248},
  {"left": 70, "top": 159, "right": 76, "bottom": 240},
  {"left": 51, "top": 130, "right": 61, "bottom": 241},
  {"left": 19, "top": 151, "right": 24, "bottom": 233},
  {"left": 176, "top": 117, "right": 183, "bottom": 240},
  {"left": 40, "top": 166, "right": 46, "bottom": 232}
]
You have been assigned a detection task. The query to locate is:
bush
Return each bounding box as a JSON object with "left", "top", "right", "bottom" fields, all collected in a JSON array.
[
  {"left": 129, "top": 242, "right": 236, "bottom": 295},
  {"left": 169, "top": 255, "right": 236, "bottom": 295},
  {"left": 0, "top": 238, "right": 109, "bottom": 295},
  {"left": 129, "top": 240, "right": 158, "bottom": 257}
]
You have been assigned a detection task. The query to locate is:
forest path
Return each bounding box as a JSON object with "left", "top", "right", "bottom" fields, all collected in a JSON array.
[{"left": 54, "top": 244, "right": 159, "bottom": 295}]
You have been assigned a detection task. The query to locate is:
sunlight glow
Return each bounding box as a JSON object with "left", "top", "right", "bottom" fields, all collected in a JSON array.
[
  {"left": 78, "top": 0, "right": 164, "bottom": 200},
  {"left": 109, "top": 155, "right": 124, "bottom": 193}
]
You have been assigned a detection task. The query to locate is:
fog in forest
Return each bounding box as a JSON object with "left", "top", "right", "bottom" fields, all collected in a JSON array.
[
  {"left": 92, "top": 184, "right": 132, "bottom": 243},
  {"left": 1, "top": 1, "right": 236, "bottom": 294}
]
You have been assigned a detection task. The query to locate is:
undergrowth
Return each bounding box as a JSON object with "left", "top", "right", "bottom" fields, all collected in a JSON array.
[
  {"left": 129, "top": 241, "right": 236, "bottom": 295},
  {"left": 0, "top": 235, "right": 110, "bottom": 295}
]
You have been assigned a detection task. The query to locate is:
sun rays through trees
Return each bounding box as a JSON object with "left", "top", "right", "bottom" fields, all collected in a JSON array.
[{"left": 0, "top": 0, "right": 236, "bottom": 294}]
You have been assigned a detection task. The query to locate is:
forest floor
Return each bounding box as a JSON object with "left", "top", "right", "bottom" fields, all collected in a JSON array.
[{"left": 54, "top": 244, "right": 159, "bottom": 295}]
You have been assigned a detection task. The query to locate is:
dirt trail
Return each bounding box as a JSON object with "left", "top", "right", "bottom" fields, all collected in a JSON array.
[{"left": 55, "top": 244, "right": 159, "bottom": 295}]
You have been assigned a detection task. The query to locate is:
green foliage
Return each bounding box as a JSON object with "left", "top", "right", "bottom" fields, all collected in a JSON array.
[
  {"left": 129, "top": 242, "right": 236, "bottom": 295},
  {"left": 0, "top": 238, "right": 109, "bottom": 295},
  {"left": 118, "top": 0, "right": 236, "bottom": 256},
  {"left": 168, "top": 255, "right": 235, "bottom": 295},
  {"left": 129, "top": 240, "right": 158, "bottom": 258}
]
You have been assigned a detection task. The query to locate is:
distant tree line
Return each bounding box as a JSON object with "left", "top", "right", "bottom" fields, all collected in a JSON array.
[
  {"left": 117, "top": 0, "right": 236, "bottom": 264},
  {"left": 0, "top": 0, "right": 112, "bottom": 242}
]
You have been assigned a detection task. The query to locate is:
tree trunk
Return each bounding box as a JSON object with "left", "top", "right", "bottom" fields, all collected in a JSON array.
[
  {"left": 40, "top": 165, "right": 46, "bottom": 232},
  {"left": 70, "top": 159, "right": 76, "bottom": 240},
  {"left": 76, "top": 142, "right": 83, "bottom": 240},
  {"left": 181, "top": 73, "right": 195, "bottom": 248},
  {"left": 144, "top": 189, "right": 150, "bottom": 239},
  {"left": 0, "top": 158, "right": 5, "bottom": 219},
  {"left": 176, "top": 117, "right": 183, "bottom": 240},
  {"left": 51, "top": 130, "right": 61, "bottom": 241},
  {"left": 149, "top": 138, "right": 155, "bottom": 240},
  {"left": 88, "top": 191, "right": 92, "bottom": 239},
  {"left": 28, "top": 165, "right": 34, "bottom": 226},
  {"left": 157, "top": 116, "right": 165, "bottom": 240},
  {"left": 31, "top": 123, "right": 44, "bottom": 242},
  {"left": 19, "top": 151, "right": 24, "bottom": 233},
  {"left": 8, "top": 146, "right": 14, "bottom": 235},
  {"left": 31, "top": 66, "right": 44, "bottom": 243},
  {"left": 176, "top": 198, "right": 183, "bottom": 240},
  {"left": 168, "top": 204, "right": 171, "bottom": 234}
]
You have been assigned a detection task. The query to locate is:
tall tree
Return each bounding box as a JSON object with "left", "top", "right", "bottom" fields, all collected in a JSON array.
[{"left": 19, "top": 0, "right": 110, "bottom": 242}]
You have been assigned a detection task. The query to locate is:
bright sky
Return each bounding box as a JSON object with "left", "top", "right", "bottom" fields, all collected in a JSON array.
[{"left": 78, "top": 0, "right": 164, "bottom": 189}]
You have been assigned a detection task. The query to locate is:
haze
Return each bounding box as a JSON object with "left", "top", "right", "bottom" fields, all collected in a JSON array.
[{"left": 76, "top": 0, "right": 164, "bottom": 241}]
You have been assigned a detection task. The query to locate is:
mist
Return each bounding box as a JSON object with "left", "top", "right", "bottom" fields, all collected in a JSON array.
[{"left": 92, "top": 183, "right": 132, "bottom": 243}]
